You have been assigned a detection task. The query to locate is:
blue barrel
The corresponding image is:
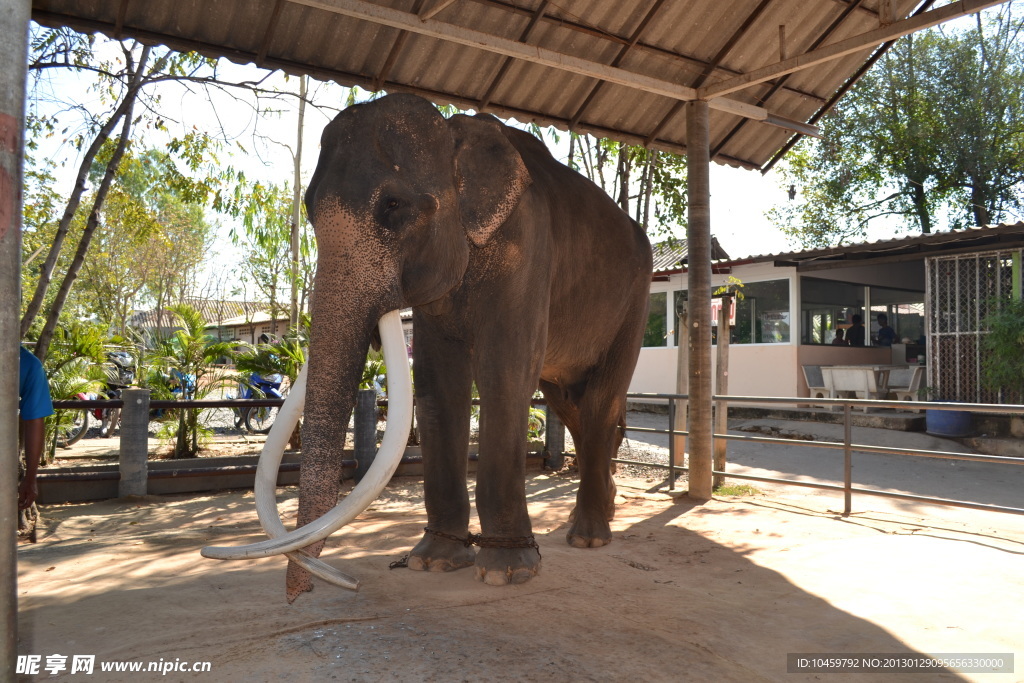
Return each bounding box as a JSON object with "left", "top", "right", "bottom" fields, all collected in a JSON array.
[{"left": 925, "top": 407, "right": 972, "bottom": 438}]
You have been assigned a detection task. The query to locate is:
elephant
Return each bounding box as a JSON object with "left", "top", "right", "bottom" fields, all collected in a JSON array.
[{"left": 203, "top": 93, "right": 652, "bottom": 601}]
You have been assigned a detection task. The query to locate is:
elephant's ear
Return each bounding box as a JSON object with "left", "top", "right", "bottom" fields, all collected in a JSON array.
[{"left": 449, "top": 114, "right": 532, "bottom": 247}]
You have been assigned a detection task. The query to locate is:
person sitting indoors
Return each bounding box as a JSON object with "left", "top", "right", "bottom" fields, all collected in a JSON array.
[
  {"left": 847, "top": 314, "right": 866, "bottom": 347},
  {"left": 831, "top": 328, "right": 849, "bottom": 346},
  {"left": 875, "top": 313, "right": 897, "bottom": 347}
]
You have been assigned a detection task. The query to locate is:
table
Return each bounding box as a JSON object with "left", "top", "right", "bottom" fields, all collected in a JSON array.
[{"left": 821, "top": 365, "right": 906, "bottom": 411}]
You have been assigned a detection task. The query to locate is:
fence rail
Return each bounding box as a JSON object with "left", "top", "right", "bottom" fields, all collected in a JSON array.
[
  {"left": 625, "top": 392, "right": 1024, "bottom": 517},
  {"left": 49, "top": 391, "right": 1024, "bottom": 518}
]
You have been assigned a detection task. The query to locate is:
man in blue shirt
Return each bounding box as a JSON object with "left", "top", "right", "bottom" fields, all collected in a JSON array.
[{"left": 19, "top": 346, "right": 53, "bottom": 510}]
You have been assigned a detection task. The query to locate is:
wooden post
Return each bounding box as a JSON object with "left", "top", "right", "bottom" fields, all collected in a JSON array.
[
  {"left": 672, "top": 295, "right": 688, "bottom": 468},
  {"left": 685, "top": 100, "right": 713, "bottom": 501},
  {"left": 713, "top": 294, "right": 732, "bottom": 489},
  {"left": 1, "top": 1, "right": 30, "bottom": 674}
]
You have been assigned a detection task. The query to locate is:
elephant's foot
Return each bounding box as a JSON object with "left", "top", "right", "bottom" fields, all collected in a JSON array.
[
  {"left": 407, "top": 530, "right": 477, "bottom": 572},
  {"left": 474, "top": 546, "right": 541, "bottom": 586},
  {"left": 565, "top": 511, "right": 613, "bottom": 548}
]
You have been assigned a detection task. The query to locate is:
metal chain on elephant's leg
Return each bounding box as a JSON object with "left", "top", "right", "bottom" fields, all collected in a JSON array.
[{"left": 423, "top": 527, "right": 541, "bottom": 557}]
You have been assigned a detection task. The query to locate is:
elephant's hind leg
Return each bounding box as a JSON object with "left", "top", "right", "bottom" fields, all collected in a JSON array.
[
  {"left": 566, "top": 375, "right": 634, "bottom": 548},
  {"left": 541, "top": 378, "right": 618, "bottom": 547}
]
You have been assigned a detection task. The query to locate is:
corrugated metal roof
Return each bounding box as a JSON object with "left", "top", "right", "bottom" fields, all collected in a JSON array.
[
  {"left": 29, "top": 0, "right": 984, "bottom": 172},
  {"left": 127, "top": 299, "right": 271, "bottom": 328},
  {"left": 725, "top": 222, "right": 1024, "bottom": 266},
  {"left": 652, "top": 237, "right": 729, "bottom": 273}
]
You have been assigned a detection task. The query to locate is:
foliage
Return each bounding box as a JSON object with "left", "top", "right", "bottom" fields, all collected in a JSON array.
[
  {"left": 142, "top": 304, "right": 236, "bottom": 458},
  {"left": 713, "top": 483, "right": 761, "bottom": 496},
  {"left": 36, "top": 323, "right": 109, "bottom": 463},
  {"left": 23, "top": 26, "right": 322, "bottom": 354},
  {"left": 569, "top": 134, "right": 688, "bottom": 241},
  {"left": 980, "top": 296, "right": 1024, "bottom": 400},
  {"left": 234, "top": 326, "right": 307, "bottom": 386},
  {"left": 226, "top": 180, "right": 316, "bottom": 321},
  {"left": 772, "top": 8, "right": 1024, "bottom": 247}
]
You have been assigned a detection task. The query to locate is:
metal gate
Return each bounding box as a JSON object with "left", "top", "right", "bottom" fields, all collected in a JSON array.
[{"left": 926, "top": 249, "right": 1021, "bottom": 403}]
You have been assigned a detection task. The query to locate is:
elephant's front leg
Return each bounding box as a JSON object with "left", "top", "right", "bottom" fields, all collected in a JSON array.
[
  {"left": 473, "top": 378, "right": 542, "bottom": 585},
  {"left": 408, "top": 330, "right": 476, "bottom": 573}
]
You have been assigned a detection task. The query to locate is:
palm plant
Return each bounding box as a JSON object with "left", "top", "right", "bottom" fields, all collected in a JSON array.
[
  {"left": 234, "top": 322, "right": 308, "bottom": 447},
  {"left": 38, "top": 323, "right": 108, "bottom": 463},
  {"left": 143, "top": 303, "right": 236, "bottom": 458}
]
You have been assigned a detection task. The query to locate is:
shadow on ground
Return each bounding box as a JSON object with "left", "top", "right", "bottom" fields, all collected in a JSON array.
[{"left": 17, "top": 472, "right": 1022, "bottom": 681}]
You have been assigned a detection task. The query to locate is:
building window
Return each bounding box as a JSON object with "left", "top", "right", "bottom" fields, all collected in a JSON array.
[
  {"left": 800, "top": 278, "right": 924, "bottom": 345},
  {"left": 643, "top": 292, "right": 668, "bottom": 347},
  {"left": 800, "top": 278, "right": 864, "bottom": 344},
  {"left": 733, "top": 279, "right": 790, "bottom": 344},
  {"left": 869, "top": 287, "right": 925, "bottom": 345}
]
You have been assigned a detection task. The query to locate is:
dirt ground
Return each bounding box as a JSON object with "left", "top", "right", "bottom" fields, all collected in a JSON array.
[{"left": 16, "top": 470, "right": 1024, "bottom": 682}]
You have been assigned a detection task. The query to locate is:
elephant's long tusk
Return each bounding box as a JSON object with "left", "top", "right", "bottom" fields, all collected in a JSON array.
[
  {"left": 200, "top": 310, "right": 414, "bottom": 586},
  {"left": 204, "top": 359, "right": 360, "bottom": 589}
]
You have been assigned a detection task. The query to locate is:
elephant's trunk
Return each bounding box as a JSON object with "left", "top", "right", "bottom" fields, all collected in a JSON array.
[{"left": 201, "top": 308, "right": 413, "bottom": 601}]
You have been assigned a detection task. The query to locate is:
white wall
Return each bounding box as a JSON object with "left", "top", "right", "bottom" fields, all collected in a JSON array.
[
  {"left": 630, "top": 344, "right": 799, "bottom": 398},
  {"left": 631, "top": 263, "right": 800, "bottom": 399}
]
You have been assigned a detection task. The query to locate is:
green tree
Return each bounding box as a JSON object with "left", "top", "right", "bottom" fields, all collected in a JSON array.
[
  {"left": 143, "top": 304, "right": 235, "bottom": 459},
  {"left": 772, "top": 8, "right": 1024, "bottom": 247},
  {"left": 36, "top": 323, "right": 108, "bottom": 464},
  {"left": 227, "top": 180, "right": 317, "bottom": 320},
  {"left": 22, "top": 27, "right": 311, "bottom": 357},
  {"left": 981, "top": 296, "right": 1024, "bottom": 403},
  {"left": 568, "top": 134, "right": 688, "bottom": 241}
]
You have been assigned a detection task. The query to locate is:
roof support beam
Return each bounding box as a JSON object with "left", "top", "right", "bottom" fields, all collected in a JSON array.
[
  {"left": 712, "top": 0, "right": 865, "bottom": 160},
  {"left": 288, "top": 0, "right": 819, "bottom": 136},
  {"left": 701, "top": 0, "right": 1012, "bottom": 100},
  {"left": 644, "top": 0, "right": 774, "bottom": 147},
  {"left": 569, "top": 0, "right": 667, "bottom": 128},
  {"left": 256, "top": 0, "right": 287, "bottom": 67},
  {"left": 477, "top": 0, "right": 548, "bottom": 111},
  {"left": 420, "top": 0, "right": 459, "bottom": 21}
]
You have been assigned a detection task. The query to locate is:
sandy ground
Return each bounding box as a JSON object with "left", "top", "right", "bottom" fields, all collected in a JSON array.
[{"left": 16, "top": 464, "right": 1024, "bottom": 682}]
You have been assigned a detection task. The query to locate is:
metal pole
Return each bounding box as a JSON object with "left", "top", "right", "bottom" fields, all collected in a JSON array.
[
  {"left": 667, "top": 398, "right": 675, "bottom": 491},
  {"left": 0, "top": 0, "right": 29, "bottom": 675},
  {"left": 685, "top": 100, "right": 713, "bottom": 501},
  {"left": 843, "top": 403, "right": 852, "bottom": 516},
  {"left": 713, "top": 294, "right": 732, "bottom": 489}
]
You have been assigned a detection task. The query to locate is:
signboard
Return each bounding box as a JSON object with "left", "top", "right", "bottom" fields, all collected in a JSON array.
[{"left": 710, "top": 297, "right": 737, "bottom": 327}]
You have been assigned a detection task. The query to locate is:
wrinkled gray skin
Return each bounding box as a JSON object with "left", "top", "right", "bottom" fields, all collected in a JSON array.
[{"left": 291, "top": 93, "right": 652, "bottom": 601}]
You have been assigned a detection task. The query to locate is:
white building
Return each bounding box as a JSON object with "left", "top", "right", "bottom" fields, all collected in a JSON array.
[{"left": 630, "top": 223, "right": 1024, "bottom": 404}]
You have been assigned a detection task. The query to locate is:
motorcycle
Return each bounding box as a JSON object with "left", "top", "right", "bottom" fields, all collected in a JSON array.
[
  {"left": 55, "top": 392, "right": 91, "bottom": 447},
  {"left": 92, "top": 351, "right": 136, "bottom": 438},
  {"left": 148, "top": 368, "right": 198, "bottom": 421},
  {"left": 228, "top": 372, "right": 284, "bottom": 434}
]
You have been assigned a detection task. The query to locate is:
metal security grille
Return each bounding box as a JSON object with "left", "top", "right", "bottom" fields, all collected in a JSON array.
[{"left": 926, "top": 250, "right": 1020, "bottom": 403}]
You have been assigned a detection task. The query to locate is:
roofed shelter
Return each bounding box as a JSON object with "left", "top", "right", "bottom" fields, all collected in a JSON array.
[
  {"left": 635, "top": 222, "right": 1024, "bottom": 406},
  {"left": 0, "top": 0, "right": 1013, "bottom": 670}
]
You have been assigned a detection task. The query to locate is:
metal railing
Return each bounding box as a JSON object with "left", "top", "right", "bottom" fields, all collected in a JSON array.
[
  {"left": 50, "top": 391, "right": 1024, "bottom": 517},
  {"left": 624, "top": 392, "right": 1024, "bottom": 517}
]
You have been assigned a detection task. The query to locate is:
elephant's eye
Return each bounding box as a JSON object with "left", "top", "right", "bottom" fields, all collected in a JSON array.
[{"left": 384, "top": 198, "right": 399, "bottom": 212}]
